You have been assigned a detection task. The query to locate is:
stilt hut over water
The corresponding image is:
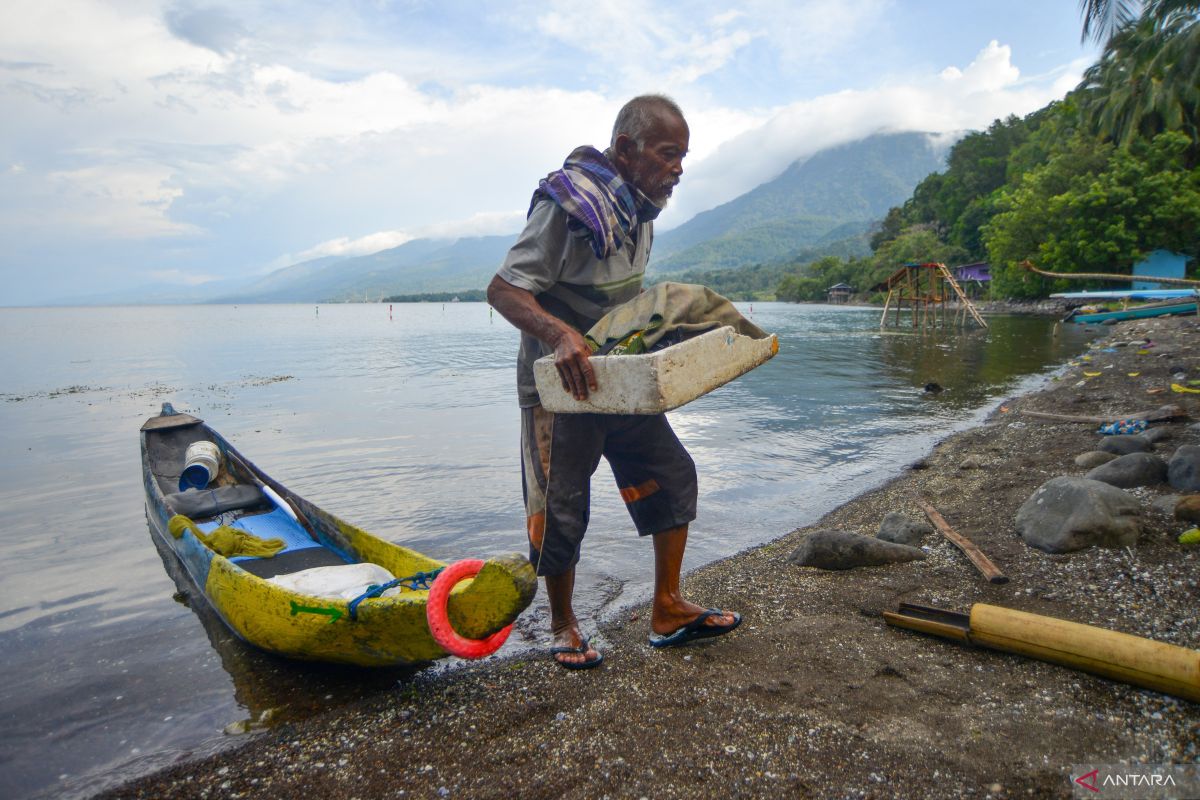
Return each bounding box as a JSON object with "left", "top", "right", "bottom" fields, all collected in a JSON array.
[
  {"left": 952, "top": 262, "right": 991, "bottom": 297},
  {"left": 826, "top": 283, "right": 855, "bottom": 304},
  {"left": 876, "top": 262, "right": 987, "bottom": 330}
]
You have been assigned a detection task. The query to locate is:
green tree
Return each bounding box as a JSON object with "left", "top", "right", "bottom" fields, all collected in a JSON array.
[
  {"left": 985, "top": 131, "right": 1200, "bottom": 297},
  {"left": 1076, "top": 2, "right": 1200, "bottom": 154},
  {"left": 1079, "top": 0, "right": 1140, "bottom": 43},
  {"left": 870, "top": 227, "right": 968, "bottom": 284},
  {"left": 776, "top": 274, "right": 825, "bottom": 302}
]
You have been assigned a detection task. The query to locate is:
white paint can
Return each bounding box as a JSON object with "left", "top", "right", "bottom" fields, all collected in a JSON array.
[{"left": 179, "top": 441, "right": 221, "bottom": 491}]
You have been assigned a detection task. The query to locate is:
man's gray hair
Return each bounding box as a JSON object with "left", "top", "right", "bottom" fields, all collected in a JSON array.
[{"left": 610, "top": 94, "right": 685, "bottom": 150}]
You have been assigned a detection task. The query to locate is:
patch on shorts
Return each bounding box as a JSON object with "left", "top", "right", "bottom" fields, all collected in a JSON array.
[{"left": 620, "top": 478, "right": 661, "bottom": 504}]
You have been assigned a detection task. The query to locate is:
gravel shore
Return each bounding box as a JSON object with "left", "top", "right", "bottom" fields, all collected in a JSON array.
[{"left": 105, "top": 316, "right": 1200, "bottom": 800}]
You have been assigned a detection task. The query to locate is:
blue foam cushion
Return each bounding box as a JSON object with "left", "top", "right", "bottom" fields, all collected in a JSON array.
[{"left": 197, "top": 506, "right": 323, "bottom": 562}]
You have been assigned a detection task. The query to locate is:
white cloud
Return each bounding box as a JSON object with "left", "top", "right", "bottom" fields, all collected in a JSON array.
[
  {"left": 42, "top": 164, "right": 200, "bottom": 238},
  {"left": 747, "top": 0, "right": 890, "bottom": 68},
  {"left": 533, "top": 0, "right": 759, "bottom": 92},
  {"left": 658, "top": 40, "right": 1086, "bottom": 228},
  {"left": 409, "top": 210, "right": 529, "bottom": 240},
  {"left": 940, "top": 40, "right": 1020, "bottom": 92},
  {"left": 278, "top": 210, "right": 526, "bottom": 268},
  {"left": 146, "top": 268, "right": 220, "bottom": 285},
  {"left": 294, "top": 231, "right": 415, "bottom": 261},
  {"left": 0, "top": 0, "right": 1098, "bottom": 303}
]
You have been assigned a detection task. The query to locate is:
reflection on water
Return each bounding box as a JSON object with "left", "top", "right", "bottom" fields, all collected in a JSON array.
[{"left": 0, "top": 303, "right": 1093, "bottom": 799}]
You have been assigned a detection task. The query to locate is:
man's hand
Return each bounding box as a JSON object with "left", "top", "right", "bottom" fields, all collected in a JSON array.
[
  {"left": 553, "top": 328, "right": 598, "bottom": 400},
  {"left": 487, "top": 274, "right": 601, "bottom": 401}
]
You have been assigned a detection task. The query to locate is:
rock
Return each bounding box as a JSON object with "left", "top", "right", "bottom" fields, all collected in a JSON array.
[
  {"left": 1167, "top": 445, "right": 1200, "bottom": 492},
  {"left": 1075, "top": 451, "right": 1117, "bottom": 469},
  {"left": 1098, "top": 435, "right": 1152, "bottom": 455},
  {"left": 1140, "top": 427, "right": 1171, "bottom": 444},
  {"left": 1015, "top": 476, "right": 1140, "bottom": 553},
  {"left": 959, "top": 455, "right": 985, "bottom": 470},
  {"left": 1085, "top": 453, "right": 1168, "bottom": 488},
  {"left": 1149, "top": 495, "right": 1183, "bottom": 517},
  {"left": 787, "top": 529, "right": 926, "bottom": 570},
  {"left": 877, "top": 513, "right": 933, "bottom": 546},
  {"left": 1175, "top": 495, "right": 1200, "bottom": 522}
]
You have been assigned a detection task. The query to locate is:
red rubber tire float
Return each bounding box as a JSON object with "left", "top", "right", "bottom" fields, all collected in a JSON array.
[{"left": 426, "top": 559, "right": 512, "bottom": 659}]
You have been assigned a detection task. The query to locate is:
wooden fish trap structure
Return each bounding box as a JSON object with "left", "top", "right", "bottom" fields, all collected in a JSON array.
[{"left": 879, "top": 262, "right": 987, "bottom": 329}]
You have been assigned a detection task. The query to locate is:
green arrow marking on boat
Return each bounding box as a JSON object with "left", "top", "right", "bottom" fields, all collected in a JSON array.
[{"left": 290, "top": 600, "right": 343, "bottom": 623}]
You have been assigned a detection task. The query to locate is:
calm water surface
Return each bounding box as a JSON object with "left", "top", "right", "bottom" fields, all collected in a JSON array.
[{"left": 0, "top": 303, "right": 1093, "bottom": 798}]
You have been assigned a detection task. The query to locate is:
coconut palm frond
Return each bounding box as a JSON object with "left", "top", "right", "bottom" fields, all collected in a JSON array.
[{"left": 1079, "top": 0, "right": 1141, "bottom": 42}]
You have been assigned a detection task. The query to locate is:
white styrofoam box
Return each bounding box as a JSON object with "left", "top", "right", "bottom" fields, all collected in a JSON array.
[{"left": 534, "top": 325, "right": 779, "bottom": 414}]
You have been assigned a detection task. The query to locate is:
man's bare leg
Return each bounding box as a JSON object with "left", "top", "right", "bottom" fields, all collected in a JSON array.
[
  {"left": 650, "top": 524, "right": 738, "bottom": 635},
  {"left": 546, "top": 567, "right": 600, "bottom": 666}
]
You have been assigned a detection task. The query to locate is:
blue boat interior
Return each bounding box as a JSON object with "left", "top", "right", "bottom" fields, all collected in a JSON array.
[
  {"left": 196, "top": 506, "right": 350, "bottom": 578},
  {"left": 146, "top": 418, "right": 349, "bottom": 579}
]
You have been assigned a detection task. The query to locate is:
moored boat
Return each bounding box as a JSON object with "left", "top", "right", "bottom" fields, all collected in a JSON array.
[
  {"left": 140, "top": 403, "right": 536, "bottom": 667},
  {"left": 1070, "top": 298, "right": 1198, "bottom": 324}
]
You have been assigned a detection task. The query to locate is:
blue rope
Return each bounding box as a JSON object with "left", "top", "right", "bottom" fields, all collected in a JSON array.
[{"left": 345, "top": 567, "right": 446, "bottom": 621}]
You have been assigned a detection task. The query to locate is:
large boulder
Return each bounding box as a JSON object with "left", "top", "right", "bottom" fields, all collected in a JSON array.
[
  {"left": 1150, "top": 494, "right": 1183, "bottom": 517},
  {"left": 788, "top": 529, "right": 925, "bottom": 570},
  {"left": 1140, "top": 427, "right": 1171, "bottom": 445},
  {"left": 877, "top": 513, "right": 933, "bottom": 546},
  {"left": 1085, "top": 453, "right": 1168, "bottom": 488},
  {"left": 1075, "top": 451, "right": 1117, "bottom": 469},
  {"left": 1167, "top": 445, "right": 1200, "bottom": 492},
  {"left": 1175, "top": 495, "right": 1200, "bottom": 523},
  {"left": 1016, "top": 476, "right": 1140, "bottom": 553},
  {"left": 1098, "top": 435, "right": 1152, "bottom": 455}
]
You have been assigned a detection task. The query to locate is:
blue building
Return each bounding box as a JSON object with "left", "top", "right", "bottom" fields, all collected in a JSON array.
[{"left": 1132, "top": 250, "right": 1189, "bottom": 290}]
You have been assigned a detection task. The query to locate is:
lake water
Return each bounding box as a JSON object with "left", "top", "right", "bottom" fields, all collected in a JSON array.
[{"left": 0, "top": 303, "right": 1094, "bottom": 798}]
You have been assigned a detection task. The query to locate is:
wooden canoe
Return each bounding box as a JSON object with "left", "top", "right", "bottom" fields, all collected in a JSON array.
[
  {"left": 1071, "top": 299, "right": 1197, "bottom": 324},
  {"left": 140, "top": 403, "right": 536, "bottom": 667}
]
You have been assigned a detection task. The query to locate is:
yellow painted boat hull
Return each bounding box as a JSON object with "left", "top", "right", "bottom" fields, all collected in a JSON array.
[{"left": 141, "top": 404, "right": 537, "bottom": 667}]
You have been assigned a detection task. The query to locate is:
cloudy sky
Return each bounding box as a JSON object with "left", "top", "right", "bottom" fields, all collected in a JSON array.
[{"left": 0, "top": 1, "right": 1098, "bottom": 305}]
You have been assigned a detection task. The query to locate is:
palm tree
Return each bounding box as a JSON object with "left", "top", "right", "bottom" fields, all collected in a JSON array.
[
  {"left": 1078, "top": 0, "right": 1140, "bottom": 42},
  {"left": 1076, "top": 1, "right": 1200, "bottom": 155}
]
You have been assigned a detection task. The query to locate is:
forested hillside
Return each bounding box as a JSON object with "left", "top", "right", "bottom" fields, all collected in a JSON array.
[
  {"left": 776, "top": 0, "right": 1200, "bottom": 302},
  {"left": 653, "top": 132, "right": 943, "bottom": 272}
]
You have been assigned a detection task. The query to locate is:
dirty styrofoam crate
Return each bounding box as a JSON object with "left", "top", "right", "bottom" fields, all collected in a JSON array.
[{"left": 533, "top": 325, "right": 779, "bottom": 414}]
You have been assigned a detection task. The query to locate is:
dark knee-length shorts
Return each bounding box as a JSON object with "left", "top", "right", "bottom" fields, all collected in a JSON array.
[{"left": 520, "top": 405, "right": 698, "bottom": 576}]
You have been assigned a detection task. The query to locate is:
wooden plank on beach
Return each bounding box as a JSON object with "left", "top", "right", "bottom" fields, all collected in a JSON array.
[
  {"left": 1016, "top": 404, "right": 1186, "bottom": 425},
  {"left": 915, "top": 497, "right": 1009, "bottom": 585}
]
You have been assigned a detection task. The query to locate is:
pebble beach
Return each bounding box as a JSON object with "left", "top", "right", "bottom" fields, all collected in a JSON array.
[{"left": 103, "top": 315, "right": 1200, "bottom": 800}]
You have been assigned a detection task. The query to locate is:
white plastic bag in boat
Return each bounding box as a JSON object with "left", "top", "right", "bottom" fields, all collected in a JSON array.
[{"left": 267, "top": 562, "right": 400, "bottom": 600}]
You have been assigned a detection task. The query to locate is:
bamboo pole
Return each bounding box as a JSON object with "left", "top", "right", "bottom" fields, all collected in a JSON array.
[
  {"left": 970, "top": 605, "right": 1200, "bottom": 703},
  {"left": 1020, "top": 259, "right": 1200, "bottom": 287},
  {"left": 884, "top": 603, "right": 1200, "bottom": 703}
]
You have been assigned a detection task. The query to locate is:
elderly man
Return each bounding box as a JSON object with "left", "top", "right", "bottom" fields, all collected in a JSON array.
[{"left": 487, "top": 95, "right": 740, "bottom": 669}]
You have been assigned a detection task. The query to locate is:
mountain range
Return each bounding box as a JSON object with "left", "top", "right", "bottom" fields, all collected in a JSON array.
[
  {"left": 651, "top": 131, "right": 945, "bottom": 272},
  {"left": 94, "top": 131, "right": 948, "bottom": 304}
]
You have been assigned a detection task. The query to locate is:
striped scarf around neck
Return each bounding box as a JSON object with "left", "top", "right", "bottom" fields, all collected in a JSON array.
[{"left": 530, "top": 145, "right": 662, "bottom": 260}]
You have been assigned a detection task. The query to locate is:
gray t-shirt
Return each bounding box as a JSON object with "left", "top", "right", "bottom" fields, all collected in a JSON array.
[{"left": 496, "top": 199, "right": 652, "bottom": 407}]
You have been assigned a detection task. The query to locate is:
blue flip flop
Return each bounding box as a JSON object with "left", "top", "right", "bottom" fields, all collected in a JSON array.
[
  {"left": 550, "top": 637, "right": 604, "bottom": 670},
  {"left": 648, "top": 609, "right": 742, "bottom": 648}
]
